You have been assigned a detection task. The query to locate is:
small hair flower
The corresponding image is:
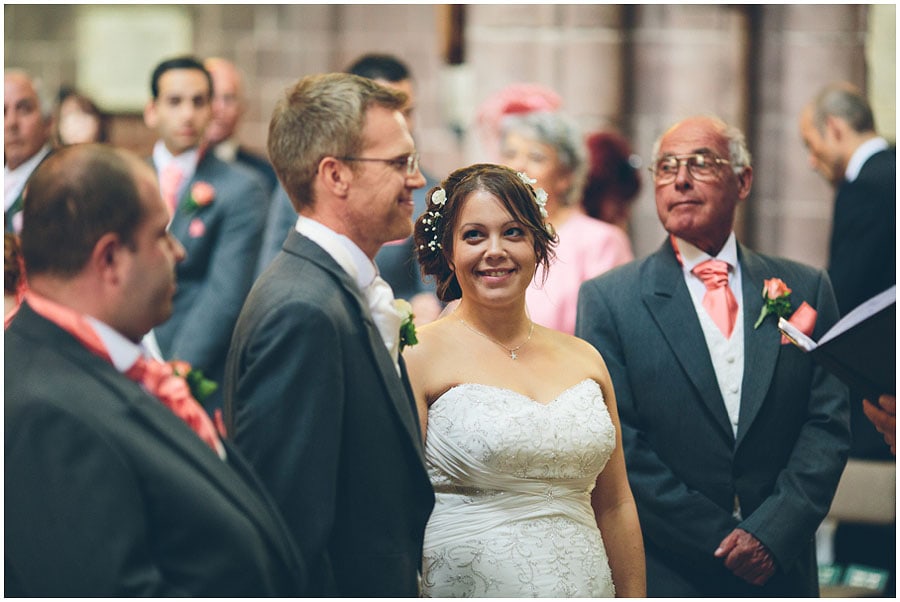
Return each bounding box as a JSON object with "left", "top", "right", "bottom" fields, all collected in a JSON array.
[
  {"left": 517, "top": 172, "right": 538, "bottom": 187},
  {"left": 431, "top": 188, "right": 446, "bottom": 207},
  {"left": 534, "top": 188, "right": 549, "bottom": 219}
]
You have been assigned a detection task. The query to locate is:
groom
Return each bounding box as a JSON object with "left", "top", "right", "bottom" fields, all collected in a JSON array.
[
  {"left": 576, "top": 116, "right": 850, "bottom": 596},
  {"left": 223, "top": 73, "right": 434, "bottom": 596}
]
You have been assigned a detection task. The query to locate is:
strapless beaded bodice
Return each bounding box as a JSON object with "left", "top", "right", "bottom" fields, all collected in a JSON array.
[{"left": 421, "top": 379, "right": 616, "bottom": 598}]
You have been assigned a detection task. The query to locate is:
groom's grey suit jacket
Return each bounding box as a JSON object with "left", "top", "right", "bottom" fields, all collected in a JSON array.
[
  {"left": 224, "top": 229, "right": 434, "bottom": 597},
  {"left": 576, "top": 239, "right": 850, "bottom": 596}
]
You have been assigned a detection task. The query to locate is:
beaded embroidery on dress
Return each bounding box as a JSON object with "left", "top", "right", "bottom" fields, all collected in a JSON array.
[{"left": 421, "top": 378, "right": 617, "bottom": 597}]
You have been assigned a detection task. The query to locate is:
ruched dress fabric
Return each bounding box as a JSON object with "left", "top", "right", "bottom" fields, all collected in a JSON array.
[{"left": 421, "top": 379, "right": 617, "bottom": 597}]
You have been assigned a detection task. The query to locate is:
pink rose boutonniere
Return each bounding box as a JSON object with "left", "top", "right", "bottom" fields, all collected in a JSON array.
[
  {"left": 183, "top": 181, "right": 215, "bottom": 213},
  {"left": 754, "top": 277, "right": 819, "bottom": 343},
  {"left": 754, "top": 278, "right": 793, "bottom": 329}
]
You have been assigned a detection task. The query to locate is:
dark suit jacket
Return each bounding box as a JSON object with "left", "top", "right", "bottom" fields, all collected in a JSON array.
[
  {"left": 829, "top": 147, "right": 896, "bottom": 316},
  {"left": 576, "top": 240, "right": 850, "bottom": 596},
  {"left": 224, "top": 230, "right": 435, "bottom": 596},
  {"left": 828, "top": 147, "right": 896, "bottom": 459},
  {"left": 152, "top": 152, "right": 268, "bottom": 412},
  {"left": 5, "top": 303, "right": 307, "bottom": 596}
]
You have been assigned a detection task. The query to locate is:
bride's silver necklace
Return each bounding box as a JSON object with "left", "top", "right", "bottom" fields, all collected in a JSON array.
[{"left": 458, "top": 317, "right": 534, "bottom": 360}]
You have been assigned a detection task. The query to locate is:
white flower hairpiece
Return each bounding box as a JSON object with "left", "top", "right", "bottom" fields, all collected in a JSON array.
[
  {"left": 518, "top": 171, "right": 550, "bottom": 221},
  {"left": 516, "top": 172, "right": 537, "bottom": 187},
  {"left": 419, "top": 188, "right": 446, "bottom": 253}
]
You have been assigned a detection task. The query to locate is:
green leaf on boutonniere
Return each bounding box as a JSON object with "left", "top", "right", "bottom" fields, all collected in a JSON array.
[
  {"left": 754, "top": 277, "right": 793, "bottom": 329},
  {"left": 185, "top": 368, "right": 219, "bottom": 403}
]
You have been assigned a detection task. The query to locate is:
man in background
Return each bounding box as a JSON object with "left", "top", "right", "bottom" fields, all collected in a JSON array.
[
  {"left": 5, "top": 69, "right": 53, "bottom": 232},
  {"left": 800, "top": 82, "right": 896, "bottom": 594},
  {"left": 203, "top": 57, "right": 278, "bottom": 195},
  {"left": 144, "top": 55, "right": 268, "bottom": 413},
  {"left": 6, "top": 143, "right": 306, "bottom": 596}
]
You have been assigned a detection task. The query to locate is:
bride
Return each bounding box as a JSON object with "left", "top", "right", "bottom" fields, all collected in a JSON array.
[{"left": 405, "top": 164, "right": 645, "bottom": 597}]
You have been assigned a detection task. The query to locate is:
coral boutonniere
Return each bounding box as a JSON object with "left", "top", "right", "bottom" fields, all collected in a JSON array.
[
  {"left": 169, "top": 359, "right": 219, "bottom": 404},
  {"left": 183, "top": 181, "right": 215, "bottom": 213},
  {"left": 754, "top": 278, "right": 793, "bottom": 329},
  {"left": 394, "top": 299, "right": 418, "bottom": 352}
]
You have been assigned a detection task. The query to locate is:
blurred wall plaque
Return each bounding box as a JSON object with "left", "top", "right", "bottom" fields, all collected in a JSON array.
[{"left": 76, "top": 5, "right": 193, "bottom": 113}]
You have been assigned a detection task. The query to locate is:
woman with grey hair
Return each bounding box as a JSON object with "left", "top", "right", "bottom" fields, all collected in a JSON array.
[{"left": 500, "top": 111, "right": 633, "bottom": 334}]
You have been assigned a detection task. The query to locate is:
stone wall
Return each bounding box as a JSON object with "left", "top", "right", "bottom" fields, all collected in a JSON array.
[{"left": 5, "top": 4, "right": 893, "bottom": 264}]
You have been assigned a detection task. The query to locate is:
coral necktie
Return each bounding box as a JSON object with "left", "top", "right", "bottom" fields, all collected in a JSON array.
[
  {"left": 692, "top": 259, "right": 738, "bottom": 338},
  {"left": 160, "top": 163, "right": 183, "bottom": 217}
]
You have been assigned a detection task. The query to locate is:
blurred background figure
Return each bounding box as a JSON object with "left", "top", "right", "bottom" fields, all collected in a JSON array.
[
  {"left": 145, "top": 56, "right": 268, "bottom": 415},
  {"left": 5, "top": 69, "right": 53, "bottom": 233},
  {"left": 499, "top": 110, "right": 633, "bottom": 334},
  {"left": 53, "top": 86, "right": 109, "bottom": 146},
  {"left": 799, "top": 81, "right": 896, "bottom": 597},
  {"left": 581, "top": 130, "right": 642, "bottom": 231},
  {"left": 203, "top": 57, "right": 278, "bottom": 195},
  {"left": 476, "top": 82, "right": 563, "bottom": 162}
]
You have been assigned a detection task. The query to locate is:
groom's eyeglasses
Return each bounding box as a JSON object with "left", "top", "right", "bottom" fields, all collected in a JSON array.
[{"left": 337, "top": 152, "right": 420, "bottom": 176}]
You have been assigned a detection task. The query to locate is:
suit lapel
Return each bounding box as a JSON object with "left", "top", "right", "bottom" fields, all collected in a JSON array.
[
  {"left": 735, "top": 245, "right": 782, "bottom": 448},
  {"left": 642, "top": 241, "right": 734, "bottom": 440},
  {"left": 283, "top": 231, "right": 426, "bottom": 459}
]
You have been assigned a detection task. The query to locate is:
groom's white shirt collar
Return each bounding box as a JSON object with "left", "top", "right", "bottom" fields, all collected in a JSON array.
[{"left": 294, "top": 215, "right": 377, "bottom": 291}]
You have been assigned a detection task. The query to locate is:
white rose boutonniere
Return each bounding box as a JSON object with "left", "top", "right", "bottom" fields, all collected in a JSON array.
[{"left": 394, "top": 299, "right": 418, "bottom": 351}]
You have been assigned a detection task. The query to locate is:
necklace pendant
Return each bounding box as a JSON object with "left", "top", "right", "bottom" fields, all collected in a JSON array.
[{"left": 510, "top": 350, "right": 518, "bottom": 360}]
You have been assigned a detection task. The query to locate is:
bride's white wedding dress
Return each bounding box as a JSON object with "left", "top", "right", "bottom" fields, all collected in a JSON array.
[{"left": 421, "top": 378, "right": 617, "bottom": 598}]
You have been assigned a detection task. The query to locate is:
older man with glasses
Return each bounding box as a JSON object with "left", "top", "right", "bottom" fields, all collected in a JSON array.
[{"left": 576, "top": 115, "right": 850, "bottom": 596}]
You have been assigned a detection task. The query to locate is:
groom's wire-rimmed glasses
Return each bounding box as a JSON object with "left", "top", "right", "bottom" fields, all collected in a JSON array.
[
  {"left": 337, "top": 152, "right": 420, "bottom": 176},
  {"left": 651, "top": 152, "right": 731, "bottom": 185}
]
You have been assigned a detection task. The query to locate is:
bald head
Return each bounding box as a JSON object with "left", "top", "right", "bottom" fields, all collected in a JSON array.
[
  {"left": 21, "top": 144, "right": 145, "bottom": 277},
  {"left": 204, "top": 57, "right": 244, "bottom": 145}
]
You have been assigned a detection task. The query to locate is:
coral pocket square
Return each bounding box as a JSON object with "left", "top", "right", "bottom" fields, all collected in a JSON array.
[
  {"left": 781, "top": 301, "right": 817, "bottom": 345},
  {"left": 188, "top": 218, "right": 206, "bottom": 238}
]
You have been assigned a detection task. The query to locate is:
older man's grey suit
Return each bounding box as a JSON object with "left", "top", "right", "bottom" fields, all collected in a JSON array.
[{"left": 576, "top": 240, "right": 850, "bottom": 596}]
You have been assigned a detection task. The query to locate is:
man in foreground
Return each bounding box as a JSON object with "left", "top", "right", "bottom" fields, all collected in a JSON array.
[{"left": 5, "top": 144, "right": 306, "bottom": 595}]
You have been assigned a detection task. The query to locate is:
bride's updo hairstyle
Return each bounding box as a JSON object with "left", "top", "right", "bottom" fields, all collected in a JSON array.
[{"left": 414, "top": 163, "right": 557, "bottom": 303}]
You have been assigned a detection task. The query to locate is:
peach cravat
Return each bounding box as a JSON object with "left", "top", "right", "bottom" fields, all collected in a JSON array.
[
  {"left": 160, "top": 163, "right": 184, "bottom": 217},
  {"left": 692, "top": 259, "right": 738, "bottom": 339},
  {"left": 126, "top": 357, "right": 225, "bottom": 456}
]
